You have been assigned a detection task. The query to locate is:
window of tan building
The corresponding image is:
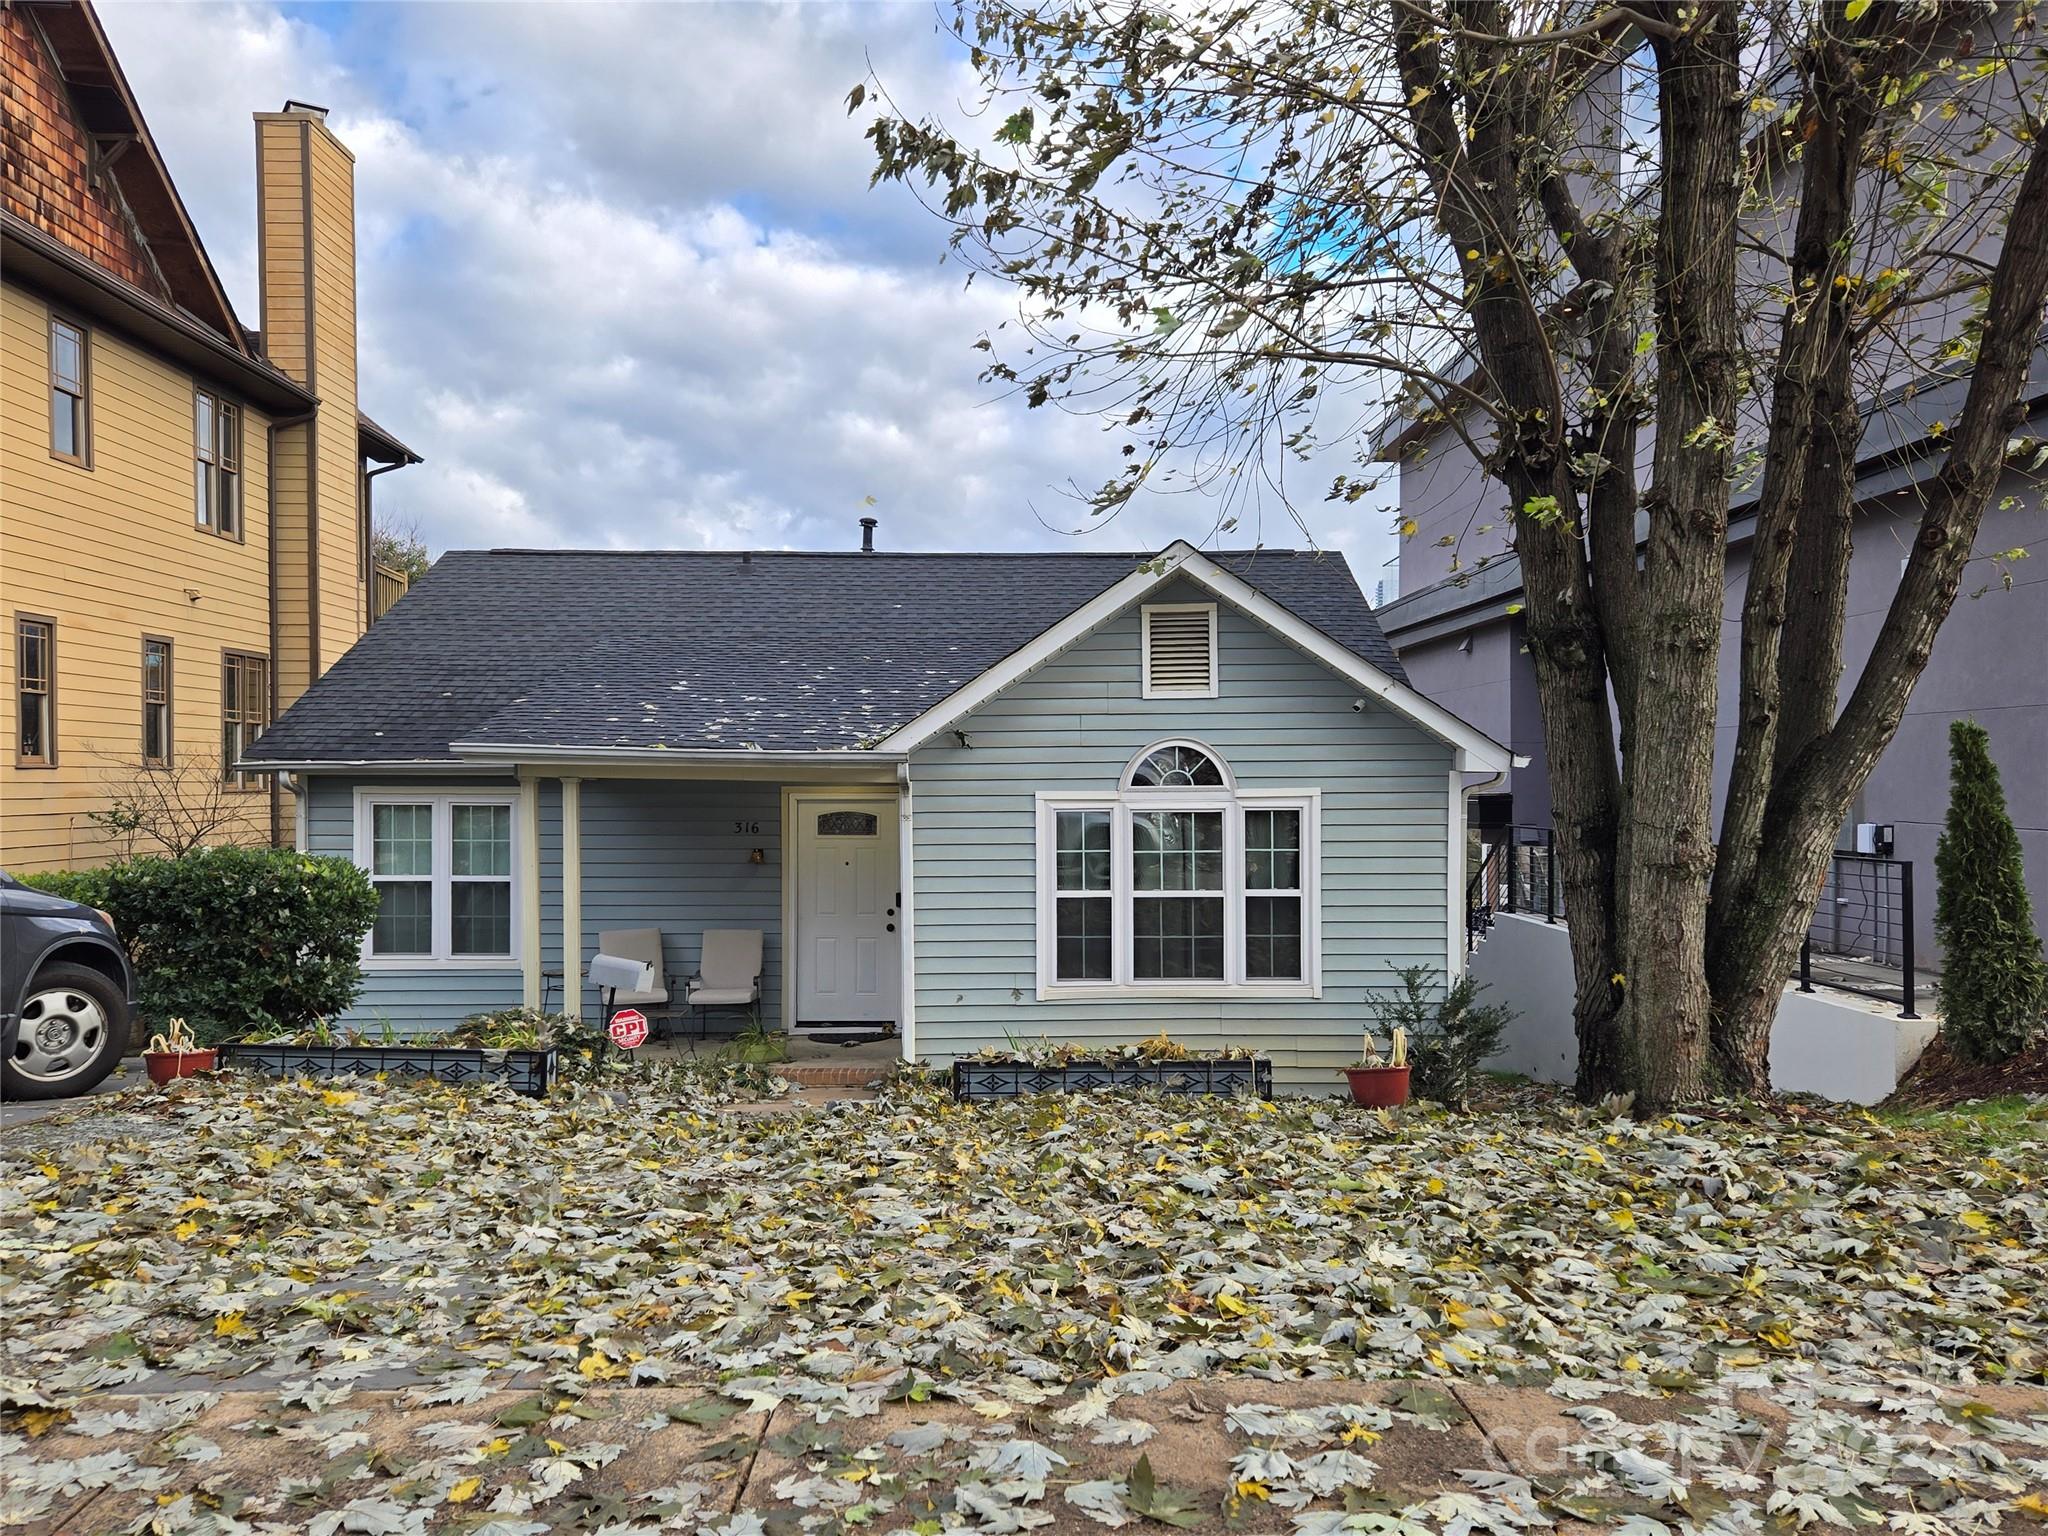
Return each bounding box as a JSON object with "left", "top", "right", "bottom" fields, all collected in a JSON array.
[
  {"left": 222, "top": 650, "right": 268, "bottom": 787},
  {"left": 194, "top": 392, "right": 242, "bottom": 539},
  {"left": 143, "top": 637, "right": 173, "bottom": 767},
  {"left": 16, "top": 617, "right": 55, "bottom": 766},
  {"left": 49, "top": 316, "right": 89, "bottom": 466}
]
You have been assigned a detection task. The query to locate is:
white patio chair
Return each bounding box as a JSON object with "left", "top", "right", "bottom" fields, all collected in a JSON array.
[
  {"left": 589, "top": 928, "right": 672, "bottom": 1015},
  {"left": 686, "top": 929, "right": 764, "bottom": 1034}
]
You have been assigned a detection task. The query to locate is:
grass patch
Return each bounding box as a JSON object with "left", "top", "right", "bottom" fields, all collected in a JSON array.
[{"left": 1875, "top": 1094, "right": 2048, "bottom": 1155}]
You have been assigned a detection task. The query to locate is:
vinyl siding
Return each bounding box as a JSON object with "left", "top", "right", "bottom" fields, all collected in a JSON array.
[
  {"left": 302, "top": 774, "right": 785, "bottom": 1030},
  {"left": 0, "top": 282, "right": 277, "bottom": 869},
  {"left": 908, "top": 582, "right": 1455, "bottom": 1091}
]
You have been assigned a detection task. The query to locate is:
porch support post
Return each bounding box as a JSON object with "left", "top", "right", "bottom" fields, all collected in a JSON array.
[
  {"left": 520, "top": 773, "right": 543, "bottom": 1009},
  {"left": 898, "top": 766, "right": 916, "bottom": 1062},
  {"left": 560, "top": 776, "right": 583, "bottom": 1020}
]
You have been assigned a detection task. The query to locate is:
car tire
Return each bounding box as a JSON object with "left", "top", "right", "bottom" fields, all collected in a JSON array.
[{"left": 4, "top": 962, "right": 129, "bottom": 1102}]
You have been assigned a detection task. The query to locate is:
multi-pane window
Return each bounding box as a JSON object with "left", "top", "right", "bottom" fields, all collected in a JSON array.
[
  {"left": 450, "top": 805, "right": 513, "bottom": 955},
  {"left": 1243, "top": 808, "right": 1304, "bottom": 981},
  {"left": 221, "top": 651, "right": 269, "bottom": 786},
  {"left": 1053, "top": 809, "right": 1113, "bottom": 981},
  {"left": 49, "top": 318, "right": 88, "bottom": 464},
  {"left": 195, "top": 392, "right": 241, "bottom": 538},
  {"left": 142, "top": 638, "right": 172, "bottom": 767},
  {"left": 16, "top": 618, "right": 54, "bottom": 766},
  {"left": 1040, "top": 742, "right": 1317, "bottom": 993},
  {"left": 360, "top": 796, "right": 519, "bottom": 962},
  {"left": 1131, "top": 810, "right": 1224, "bottom": 979},
  {"left": 372, "top": 804, "right": 434, "bottom": 954}
]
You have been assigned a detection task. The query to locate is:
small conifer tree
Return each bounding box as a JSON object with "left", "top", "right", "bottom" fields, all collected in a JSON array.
[{"left": 1935, "top": 721, "right": 2048, "bottom": 1062}]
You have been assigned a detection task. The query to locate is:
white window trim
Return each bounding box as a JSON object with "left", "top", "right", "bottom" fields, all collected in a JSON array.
[
  {"left": 1035, "top": 785, "right": 1321, "bottom": 1001},
  {"left": 352, "top": 787, "right": 526, "bottom": 969},
  {"left": 1140, "top": 601, "right": 1219, "bottom": 699}
]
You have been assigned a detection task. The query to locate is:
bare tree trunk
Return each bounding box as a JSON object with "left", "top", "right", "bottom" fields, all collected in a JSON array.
[
  {"left": 1708, "top": 132, "right": 2048, "bottom": 1065},
  {"left": 1707, "top": 10, "right": 1876, "bottom": 1089},
  {"left": 1396, "top": 2, "right": 1631, "bottom": 1096},
  {"left": 1606, "top": 2, "right": 1743, "bottom": 1109}
]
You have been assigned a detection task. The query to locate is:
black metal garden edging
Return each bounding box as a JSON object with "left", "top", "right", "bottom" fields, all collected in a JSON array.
[
  {"left": 217, "top": 1043, "right": 558, "bottom": 1098},
  {"left": 951, "top": 1057, "right": 1273, "bottom": 1100}
]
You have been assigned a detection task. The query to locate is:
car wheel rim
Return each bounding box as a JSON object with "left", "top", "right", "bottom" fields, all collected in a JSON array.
[{"left": 13, "top": 989, "right": 107, "bottom": 1084}]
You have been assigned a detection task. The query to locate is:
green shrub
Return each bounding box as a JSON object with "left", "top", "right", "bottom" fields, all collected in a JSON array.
[
  {"left": 1935, "top": 721, "right": 2048, "bottom": 1063},
  {"left": 1364, "top": 964, "right": 1515, "bottom": 1108},
  {"left": 18, "top": 848, "right": 380, "bottom": 1047}
]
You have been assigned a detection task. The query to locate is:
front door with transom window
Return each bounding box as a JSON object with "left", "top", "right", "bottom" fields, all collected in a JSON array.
[{"left": 794, "top": 797, "right": 900, "bottom": 1025}]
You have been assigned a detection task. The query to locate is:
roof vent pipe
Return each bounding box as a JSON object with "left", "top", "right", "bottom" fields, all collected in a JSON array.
[{"left": 859, "top": 516, "right": 878, "bottom": 553}]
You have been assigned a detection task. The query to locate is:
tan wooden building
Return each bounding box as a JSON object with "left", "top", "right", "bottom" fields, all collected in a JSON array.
[{"left": 0, "top": 0, "right": 417, "bottom": 870}]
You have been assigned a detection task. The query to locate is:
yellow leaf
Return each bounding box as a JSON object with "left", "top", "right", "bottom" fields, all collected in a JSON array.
[
  {"left": 1959, "top": 1210, "right": 1994, "bottom": 1232},
  {"left": 174, "top": 1219, "right": 199, "bottom": 1241},
  {"left": 214, "top": 1312, "right": 247, "bottom": 1337},
  {"left": 322, "top": 1089, "right": 357, "bottom": 1107},
  {"left": 972, "top": 1401, "right": 1012, "bottom": 1419},
  {"left": 447, "top": 1476, "right": 482, "bottom": 1505}
]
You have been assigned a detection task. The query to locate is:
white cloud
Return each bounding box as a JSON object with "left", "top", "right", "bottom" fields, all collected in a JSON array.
[{"left": 94, "top": 0, "right": 1397, "bottom": 575}]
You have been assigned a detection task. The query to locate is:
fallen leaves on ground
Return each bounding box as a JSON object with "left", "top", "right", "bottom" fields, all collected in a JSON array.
[{"left": 1, "top": 1070, "right": 2044, "bottom": 1533}]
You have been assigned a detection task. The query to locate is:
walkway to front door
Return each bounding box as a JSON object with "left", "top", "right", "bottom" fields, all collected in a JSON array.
[{"left": 792, "top": 795, "right": 900, "bottom": 1026}]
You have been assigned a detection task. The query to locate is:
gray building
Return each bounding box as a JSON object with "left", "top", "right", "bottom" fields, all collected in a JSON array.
[{"left": 1377, "top": 353, "right": 2048, "bottom": 969}]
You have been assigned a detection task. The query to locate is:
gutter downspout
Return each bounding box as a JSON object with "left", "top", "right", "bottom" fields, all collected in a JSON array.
[
  {"left": 362, "top": 457, "right": 411, "bottom": 629},
  {"left": 267, "top": 411, "right": 315, "bottom": 847}
]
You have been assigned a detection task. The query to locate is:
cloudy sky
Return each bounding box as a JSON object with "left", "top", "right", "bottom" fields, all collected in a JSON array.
[{"left": 97, "top": 1, "right": 1398, "bottom": 588}]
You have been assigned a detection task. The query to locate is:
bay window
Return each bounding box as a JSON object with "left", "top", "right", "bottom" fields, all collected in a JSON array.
[
  {"left": 1037, "top": 741, "right": 1319, "bottom": 996},
  {"left": 355, "top": 792, "right": 521, "bottom": 964}
]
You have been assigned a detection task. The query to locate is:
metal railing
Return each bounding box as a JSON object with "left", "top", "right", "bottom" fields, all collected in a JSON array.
[
  {"left": 1468, "top": 824, "right": 1560, "bottom": 948},
  {"left": 1470, "top": 831, "right": 1920, "bottom": 1019},
  {"left": 1799, "top": 851, "right": 1920, "bottom": 1018}
]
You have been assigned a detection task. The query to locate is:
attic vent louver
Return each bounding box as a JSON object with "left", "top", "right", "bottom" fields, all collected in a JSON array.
[{"left": 1141, "top": 603, "right": 1218, "bottom": 698}]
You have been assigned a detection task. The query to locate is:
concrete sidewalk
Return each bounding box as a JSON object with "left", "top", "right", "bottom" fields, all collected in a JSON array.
[{"left": 18, "top": 1376, "right": 2045, "bottom": 1535}]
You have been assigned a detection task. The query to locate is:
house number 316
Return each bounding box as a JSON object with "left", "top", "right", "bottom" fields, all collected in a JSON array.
[{"left": 734, "top": 820, "right": 761, "bottom": 834}]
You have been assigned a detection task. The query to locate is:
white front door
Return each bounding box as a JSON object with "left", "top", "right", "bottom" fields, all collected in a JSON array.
[{"left": 794, "top": 797, "right": 900, "bottom": 1025}]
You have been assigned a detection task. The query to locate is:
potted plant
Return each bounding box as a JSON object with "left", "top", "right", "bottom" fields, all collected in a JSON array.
[
  {"left": 1342, "top": 1027, "right": 1409, "bottom": 1107},
  {"left": 143, "top": 1018, "right": 216, "bottom": 1086}
]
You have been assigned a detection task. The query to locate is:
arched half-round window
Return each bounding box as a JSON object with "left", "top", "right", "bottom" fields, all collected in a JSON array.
[{"left": 1125, "top": 741, "right": 1227, "bottom": 789}]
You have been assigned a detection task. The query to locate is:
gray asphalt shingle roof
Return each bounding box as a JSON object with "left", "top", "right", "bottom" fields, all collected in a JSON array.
[{"left": 247, "top": 548, "right": 1406, "bottom": 764}]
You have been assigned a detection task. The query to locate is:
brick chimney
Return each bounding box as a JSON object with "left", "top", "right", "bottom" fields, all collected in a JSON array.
[{"left": 255, "top": 100, "right": 362, "bottom": 710}]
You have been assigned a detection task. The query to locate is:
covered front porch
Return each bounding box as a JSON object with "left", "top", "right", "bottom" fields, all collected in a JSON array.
[
  {"left": 322, "top": 756, "right": 913, "bottom": 1051},
  {"left": 527, "top": 762, "right": 911, "bottom": 1042}
]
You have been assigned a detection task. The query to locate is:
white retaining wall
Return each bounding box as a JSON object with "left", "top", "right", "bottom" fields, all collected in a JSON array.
[{"left": 1469, "top": 913, "right": 1939, "bottom": 1105}]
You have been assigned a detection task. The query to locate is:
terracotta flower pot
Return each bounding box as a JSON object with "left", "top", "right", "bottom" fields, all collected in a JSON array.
[
  {"left": 144, "top": 1048, "right": 216, "bottom": 1086},
  {"left": 1343, "top": 1064, "right": 1411, "bottom": 1107}
]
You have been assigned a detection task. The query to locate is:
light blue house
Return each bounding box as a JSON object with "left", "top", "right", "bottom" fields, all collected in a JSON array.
[{"left": 244, "top": 538, "right": 1514, "bottom": 1088}]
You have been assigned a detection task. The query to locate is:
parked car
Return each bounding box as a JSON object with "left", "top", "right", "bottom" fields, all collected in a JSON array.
[{"left": 1, "top": 872, "right": 136, "bottom": 1101}]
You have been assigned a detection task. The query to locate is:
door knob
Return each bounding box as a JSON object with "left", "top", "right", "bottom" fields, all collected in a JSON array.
[{"left": 886, "top": 923, "right": 896, "bottom": 932}]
